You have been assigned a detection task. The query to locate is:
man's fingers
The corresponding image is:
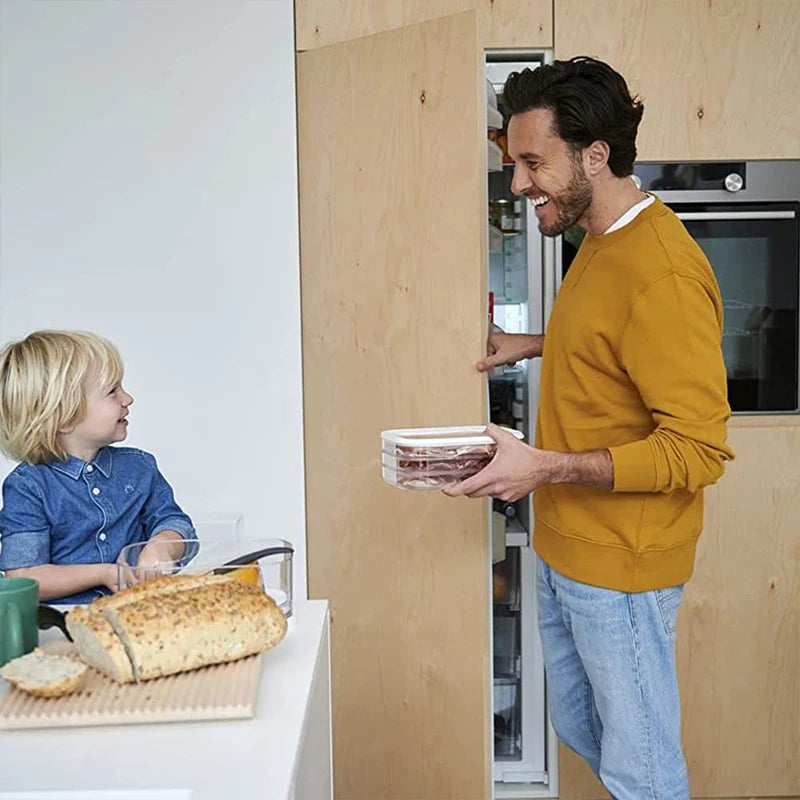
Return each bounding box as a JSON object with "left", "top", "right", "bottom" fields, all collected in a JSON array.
[
  {"left": 485, "top": 422, "right": 518, "bottom": 444},
  {"left": 477, "top": 354, "right": 519, "bottom": 372},
  {"left": 476, "top": 353, "right": 502, "bottom": 372}
]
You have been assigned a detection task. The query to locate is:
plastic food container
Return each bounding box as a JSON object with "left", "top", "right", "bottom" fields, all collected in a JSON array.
[
  {"left": 116, "top": 537, "right": 294, "bottom": 617},
  {"left": 381, "top": 426, "right": 525, "bottom": 490}
]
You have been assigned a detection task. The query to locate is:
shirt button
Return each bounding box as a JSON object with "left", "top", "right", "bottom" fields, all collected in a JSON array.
[
  {"left": 86, "top": 465, "right": 94, "bottom": 473},
  {"left": 99, "top": 532, "right": 107, "bottom": 541},
  {"left": 92, "top": 487, "right": 100, "bottom": 496}
]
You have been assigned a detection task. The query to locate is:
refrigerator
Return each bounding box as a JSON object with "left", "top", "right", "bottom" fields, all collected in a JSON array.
[{"left": 486, "top": 51, "right": 560, "bottom": 798}]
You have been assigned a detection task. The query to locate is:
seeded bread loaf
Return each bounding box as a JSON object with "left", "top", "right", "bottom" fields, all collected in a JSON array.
[
  {"left": 1, "top": 648, "right": 87, "bottom": 697},
  {"left": 93, "top": 573, "right": 232, "bottom": 611},
  {"left": 103, "top": 580, "right": 287, "bottom": 681},
  {"left": 70, "top": 575, "right": 287, "bottom": 683}
]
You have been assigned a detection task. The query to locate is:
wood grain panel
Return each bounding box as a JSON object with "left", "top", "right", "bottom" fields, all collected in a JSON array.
[
  {"left": 298, "top": 12, "right": 490, "bottom": 800},
  {"left": 295, "top": 0, "right": 552, "bottom": 51},
  {"left": 678, "top": 424, "right": 800, "bottom": 797},
  {"left": 296, "top": 0, "right": 472, "bottom": 50},
  {"left": 559, "top": 424, "right": 800, "bottom": 798},
  {"left": 480, "top": 0, "right": 552, "bottom": 48},
  {"left": 554, "top": 0, "right": 800, "bottom": 160}
]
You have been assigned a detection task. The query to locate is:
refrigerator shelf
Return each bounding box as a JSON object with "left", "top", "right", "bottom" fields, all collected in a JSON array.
[{"left": 493, "top": 673, "right": 521, "bottom": 684}]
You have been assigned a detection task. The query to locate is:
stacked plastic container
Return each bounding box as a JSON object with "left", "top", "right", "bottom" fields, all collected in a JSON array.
[{"left": 381, "top": 425, "right": 524, "bottom": 490}]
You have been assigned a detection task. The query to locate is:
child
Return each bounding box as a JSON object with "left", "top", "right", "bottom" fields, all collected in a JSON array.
[{"left": 0, "top": 330, "right": 196, "bottom": 604}]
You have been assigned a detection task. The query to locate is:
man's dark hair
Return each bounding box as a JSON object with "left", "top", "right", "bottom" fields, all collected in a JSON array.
[{"left": 502, "top": 57, "right": 644, "bottom": 177}]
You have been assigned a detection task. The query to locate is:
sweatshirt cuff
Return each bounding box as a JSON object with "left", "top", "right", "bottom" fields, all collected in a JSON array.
[{"left": 609, "top": 438, "right": 658, "bottom": 492}]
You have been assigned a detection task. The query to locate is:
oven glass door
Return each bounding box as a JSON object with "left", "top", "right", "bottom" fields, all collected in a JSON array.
[{"left": 672, "top": 202, "right": 799, "bottom": 413}]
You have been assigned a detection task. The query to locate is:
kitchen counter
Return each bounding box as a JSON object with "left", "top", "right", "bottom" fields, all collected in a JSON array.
[{"left": 0, "top": 599, "right": 331, "bottom": 800}]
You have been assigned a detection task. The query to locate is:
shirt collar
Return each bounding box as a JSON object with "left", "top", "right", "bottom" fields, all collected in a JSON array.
[
  {"left": 93, "top": 447, "right": 113, "bottom": 478},
  {"left": 50, "top": 447, "right": 113, "bottom": 479}
]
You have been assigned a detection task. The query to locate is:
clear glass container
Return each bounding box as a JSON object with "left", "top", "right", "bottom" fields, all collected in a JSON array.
[{"left": 116, "top": 537, "right": 293, "bottom": 617}]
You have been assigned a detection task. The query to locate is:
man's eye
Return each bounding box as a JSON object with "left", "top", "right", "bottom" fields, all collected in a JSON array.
[{"left": 527, "top": 162, "right": 539, "bottom": 170}]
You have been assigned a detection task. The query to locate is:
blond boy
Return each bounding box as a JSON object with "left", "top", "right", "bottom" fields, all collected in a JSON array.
[{"left": 0, "top": 330, "right": 195, "bottom": 603}]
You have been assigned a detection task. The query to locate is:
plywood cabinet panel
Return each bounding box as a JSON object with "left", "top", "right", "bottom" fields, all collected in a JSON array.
[
  {"left": 298, "top": 12, "right": 491, "bottom": 800},
  {"left": 559, "top": 424, "right": 800, "bottom": 798},
  {"left": 296, "top": 0, "right": 552, "bottom": 51},
  {"left": 480, "top": 0, "right": 552, "bottom": 48},
  {"left": 677, "top": 424, "right": 800, "bottom": 797},
  {"left": 555, "top": 0, "right": 800, "bottom": 160}
]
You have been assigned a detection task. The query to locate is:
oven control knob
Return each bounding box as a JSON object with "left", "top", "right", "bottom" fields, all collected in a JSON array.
[{"left": 724, "top": 173, "right": 744, "bottom": 192}]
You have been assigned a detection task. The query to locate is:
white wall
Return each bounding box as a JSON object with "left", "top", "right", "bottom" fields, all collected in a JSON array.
[{"left": 0, "top": 0, "right": 307, "bottom": 595}]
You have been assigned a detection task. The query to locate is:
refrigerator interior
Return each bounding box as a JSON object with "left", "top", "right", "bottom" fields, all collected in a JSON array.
[{"left": 486, "top": 50, "right": 556, "bottom": 796}]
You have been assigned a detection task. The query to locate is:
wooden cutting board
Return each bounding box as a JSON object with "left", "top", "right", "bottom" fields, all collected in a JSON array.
[{"left": 0, "top": 640, "right": 263, "bottom": 730}]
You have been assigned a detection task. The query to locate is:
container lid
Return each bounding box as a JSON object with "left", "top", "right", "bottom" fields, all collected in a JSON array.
[{"left": 381, "top": 425, "right": 524, "bottom": 448}]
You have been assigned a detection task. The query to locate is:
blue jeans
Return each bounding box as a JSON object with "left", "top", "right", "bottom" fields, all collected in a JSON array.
[{"left": 536, "top": 556, "right": 689, "bottom": 799}]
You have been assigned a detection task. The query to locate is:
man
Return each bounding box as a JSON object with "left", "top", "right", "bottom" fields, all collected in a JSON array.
[{"left": 445, "top": 57, "right": 734, "bottom": 799}]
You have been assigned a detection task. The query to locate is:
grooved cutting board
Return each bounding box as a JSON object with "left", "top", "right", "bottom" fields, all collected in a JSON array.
[{"left": 0, "top": 640, "right": 263, "bottom": 729}]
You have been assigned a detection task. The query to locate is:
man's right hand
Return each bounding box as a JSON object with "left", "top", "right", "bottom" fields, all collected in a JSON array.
[{"left": 477, "top": 332, "right": 544, "bottom": 372}]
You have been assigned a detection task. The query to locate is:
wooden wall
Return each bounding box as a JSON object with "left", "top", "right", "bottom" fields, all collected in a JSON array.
[
  {"left": 296, "top": 0, "right": 552, "bottom": 51},
  {"left": 559, "top": 421, "right": 800, "bottom": 799},
  {"left": 295, "top": 2, "right": 800, "bottom": 797},
  {"left": 555, "top": 0, "right": 800, "bottom": 161}
]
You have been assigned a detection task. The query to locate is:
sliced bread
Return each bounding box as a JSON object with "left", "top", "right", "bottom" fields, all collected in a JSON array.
[
  {"left": 66, "top": 605, "right": 135, "bottom": 683},
  {"left": 1, "top": 647, "right": 87, "bottom": 697},
  {"left": 102, "top": 580, "right": 287, "bottom": 681}
]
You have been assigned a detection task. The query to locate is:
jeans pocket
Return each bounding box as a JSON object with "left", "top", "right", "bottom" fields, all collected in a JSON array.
[{"left": 654, "top": 585, "right": 685, "bottom": 637}]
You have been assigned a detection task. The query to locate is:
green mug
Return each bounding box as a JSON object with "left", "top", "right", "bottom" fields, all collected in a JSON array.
[{"left": 0, "top": 577, "right": 39, "bottom": 668}]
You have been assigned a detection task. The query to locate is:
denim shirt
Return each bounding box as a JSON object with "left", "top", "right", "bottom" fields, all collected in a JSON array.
[{"left": 0, "top": 446, "right": 195, "bottom": 604}]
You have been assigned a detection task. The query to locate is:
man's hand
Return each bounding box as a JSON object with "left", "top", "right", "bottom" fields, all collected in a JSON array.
[
  {"left": 443, "top": 424, "right": 553, "bottom": 501},
  {"left": 477, "top": 332, "right": 543, "bottom": 373},
  {"left": 443, "top": 424, "right": 614, "bottom": 500}
]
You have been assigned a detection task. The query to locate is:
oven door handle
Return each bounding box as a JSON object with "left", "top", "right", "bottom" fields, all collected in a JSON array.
[{"left": 676, "top": 210, "right": 796, "bottom": 221}]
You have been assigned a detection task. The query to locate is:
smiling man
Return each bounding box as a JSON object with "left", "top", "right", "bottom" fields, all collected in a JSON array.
[{"left": 445, "top": 58, "right": 734, "bottom": 798}]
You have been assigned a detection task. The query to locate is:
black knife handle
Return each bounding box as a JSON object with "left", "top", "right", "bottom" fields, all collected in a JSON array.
[
  {"left": 212, "top": 546, "right": 294, "bottom": 573},
  {"left": 37, "top": 604, "right": 73, "bottom": 642}
]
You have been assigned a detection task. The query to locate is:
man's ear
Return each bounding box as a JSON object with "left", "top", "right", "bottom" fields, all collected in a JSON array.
[{"left": 584, "top": 140, "right": 610, "bottom": 176}]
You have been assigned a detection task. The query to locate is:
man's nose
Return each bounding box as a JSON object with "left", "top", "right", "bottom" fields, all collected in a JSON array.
[{"left": 510, "top": 164, "right": 531, "bottom": 196}]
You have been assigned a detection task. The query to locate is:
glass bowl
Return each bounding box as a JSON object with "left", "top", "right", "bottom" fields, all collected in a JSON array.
[{"left": 116, "top": 537, "right": 294, "bottom": 617}]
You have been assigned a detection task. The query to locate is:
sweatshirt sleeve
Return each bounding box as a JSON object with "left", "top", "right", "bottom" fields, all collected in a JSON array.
[{"left": 608, "top": 272, "right": 734, "bottom": 493}]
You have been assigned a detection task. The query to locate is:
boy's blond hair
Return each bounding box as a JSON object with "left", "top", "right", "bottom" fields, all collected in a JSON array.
[{"left": 0, "top": 330, "right": 124, "bottom": 464}]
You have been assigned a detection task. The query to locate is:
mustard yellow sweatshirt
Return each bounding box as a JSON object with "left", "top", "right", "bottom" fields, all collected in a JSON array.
[{"left": 534, "top": 197, "right": 734, "bottom": 592}]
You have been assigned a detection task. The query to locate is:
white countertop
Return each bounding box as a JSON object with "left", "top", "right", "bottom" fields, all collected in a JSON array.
[{"left": 0, "top": 599, "right": 330, "bottom": 800}]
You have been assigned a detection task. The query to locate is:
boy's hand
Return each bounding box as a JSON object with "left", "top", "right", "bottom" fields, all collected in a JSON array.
[
  {"left": 101, "top": 562, "right": 123, "bottom": 593},
  {"left": 137, "top": 531, "right": 185, "bottom": 570}
]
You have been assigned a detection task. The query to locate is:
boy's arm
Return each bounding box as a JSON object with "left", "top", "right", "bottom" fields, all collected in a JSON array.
[
  {"left": 0, "top": 474, "right": 118, "bottom": 599},
  {"left": 138, "top": 453, "right": 196, "bottom": 562},
  {"left": 6, "top": 563, "right": 118, "bottom": 600}
]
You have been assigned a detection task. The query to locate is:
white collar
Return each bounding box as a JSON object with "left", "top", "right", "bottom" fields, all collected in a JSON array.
[{"left": 603, "top": 194, "right": 655, "bottom": 234}]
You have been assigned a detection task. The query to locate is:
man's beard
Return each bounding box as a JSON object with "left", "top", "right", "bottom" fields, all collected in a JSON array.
[{"left": 538, "top": 157, "right": 593, "bottom": 237}]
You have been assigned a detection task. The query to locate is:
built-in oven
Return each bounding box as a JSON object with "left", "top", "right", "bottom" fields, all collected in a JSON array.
[{"left": 558, "top": 161, "right": 800, "bottom": 414}]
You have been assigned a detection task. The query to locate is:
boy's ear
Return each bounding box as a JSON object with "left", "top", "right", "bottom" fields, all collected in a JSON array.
[{"left": 56, "top": 425, "right": 74, "bottom": 435}]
